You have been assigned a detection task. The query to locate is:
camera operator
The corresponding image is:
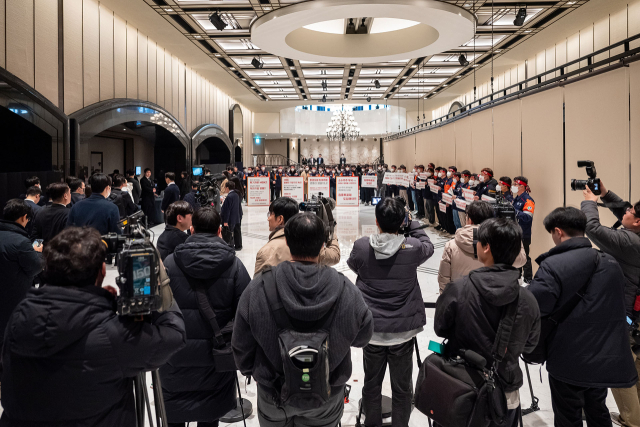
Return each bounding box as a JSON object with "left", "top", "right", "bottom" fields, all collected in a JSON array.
[
  {"left": 157, "top": 201, "right": 194, "bottom": 261},
  {"left": 183, "top": 181, "right": 201, "bottom": 212},
  {"left": 347, "top": 197, "right": 434, "bottom": 427},
  {"left": 254, "top": 197, "right": 340, "bottom": 275},
  {"left": 160, "top": 207, "right": 251, "bottom": 427},
  {"left": 435, "top": 218, "right": 540, "bottom": 427},
  {"left": 233, "top": 213, "right": 373, "bottom": 427},
  {"left": 32, "top": 182, "right": 71, "bottom": 244},
  {"left": 67, "top": 173, "right": 121, "bottom": 235},
  {"left": 527, "top": 207, "right": 637, "bottom": 426},
  {"left": 582, "top": 182, "right": 640, "bottom": 427},
  {"left": 0, "top": 227, "right": 186, "bottom": 426}
]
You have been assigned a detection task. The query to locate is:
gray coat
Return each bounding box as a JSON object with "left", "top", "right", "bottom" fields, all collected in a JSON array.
[{"left": 581, "top": 191, "right": 640, "bottom": 316}]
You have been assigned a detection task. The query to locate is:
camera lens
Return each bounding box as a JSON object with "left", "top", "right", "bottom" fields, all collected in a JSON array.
[{"left": 571, "top": 179, "right": 587, "bottom": 191}]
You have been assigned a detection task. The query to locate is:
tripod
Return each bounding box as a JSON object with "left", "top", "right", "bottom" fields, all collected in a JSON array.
[
  {"left": 521, "top": 363, "right": 540, "bottom": 416},
  {"left": 134, "top": 369, "right": 168, "bottom": 427}
]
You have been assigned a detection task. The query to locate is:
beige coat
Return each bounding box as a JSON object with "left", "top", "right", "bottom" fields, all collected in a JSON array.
[
  {"left": 254, "top": 227, "right": 341, "bottom": 275},
  {"left": 437, "top": 224, "right": 527, "bottom": 293}
]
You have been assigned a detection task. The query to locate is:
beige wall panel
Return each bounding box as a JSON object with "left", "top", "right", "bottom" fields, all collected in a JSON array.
[
  {"left": 205, "top": 81, "right": 210, "bottom": 124},
  {"left": 565, "top": 69, "right": 629, "bottom": 228},
  {"left": 430, "top": 127, "right": 443, "bottom": 166},
  {"left": 172, "top": 55, "right": 179, "bottom": 115},
  {"left": 510, "top": 67, "right": 518, "bottom": 94},
  {"left": 493, "top": 101, "right": 522, "bottom": 179},
  {"left": 63, "top": 0, "right": 83, "bottom": 113},
  {"left": 517, "top": 63, "right": 526, "bottom": 87},
  {"left": 178, "top": 62, "right": 185, "bottom": 127},
  {"left": 99, "top": 5, "right": 114, "bottom": 101},
  {"left": 521, "top": 88, "right": 564, "bottom": 270},
  {"left": 83, "top": 0, "right": 100, "bottom": 106},
  {"left": 0, "top": 0, "right": 5, "bottom": 68},
  {"left": 113, "top": 14, "right": 127, "bottom": 99},
  {"left": 536, "top": 51, "right": 545, "bottom": 81},
  {"left": 165, "top": 51, "right": 172, "bottom": 114},
  {"left": 156, "top": 46, "right": 164, "bottom": 108},
  {"left": 630, "top": 62, "right": 640, "bottom": 203},
  {"left": 470, "top": 109, "right": 493, "bottom": 173},
  {"left": 610, "top": 7, "right": 628, "bottom": 56},
  {"left": 34, "top": 0, "right": 58, "bottom": 105},
  {"left": 191, "top": 70, "right": 197, "bottom": 130},
  {"left": 545, "top": 47, "right": 555, "bottom": 80},
  {"left": 454, "top": 117, "right": 472, "bottom": 172},
  {"left": 579, "top": 25, "right": 593, "bottom": 70},
  {"left": 126, "top": 25, "right": 138, "bottom": 99},
  {"left": 185, "top": 67, "right": 192, "bottom": 132},
  {"left": 254, "top": 113, "right": 280, "bottom": 133},
  {"left": 146, "top": 39, "right": 156, "bottom": 104},
  {"left": 527, "top": 57, "right": 536, "bottom": 85},
  {"left": 196, "top": 74, "right": 202, "bottom": 127},
  {"left": 567, "top": 32, "right": 580, "bottom": 72},
  {"left": 631, "top": 2, "right": 640, "bottom": 49},
  {"left": 415, "top": 131, "right": 429, "bottom": 164},
  {"left": 137, "top": 34, "right": 147, "bottom": 101},
  {"left": 593, "top": 16, "right": 610, "bottom": 63},
  {"left": 440, "top": 123, "right": 456, "bottom": 167},
  {"left": 555, "top": 41, "right": 567, "bottom": 78},
  {"left": 7, "top": 0, "right": 34, "bottom": 86}
]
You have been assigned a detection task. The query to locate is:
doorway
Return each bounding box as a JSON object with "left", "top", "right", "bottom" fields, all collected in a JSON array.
[{"left": 91, "top": 152, "right": 103, "bottom": 174}]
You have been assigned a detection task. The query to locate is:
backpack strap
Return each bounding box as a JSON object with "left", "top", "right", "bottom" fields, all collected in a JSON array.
[
  {"left": 491, "top": 291, "right": 520, "bottom": 365},
  {"left": 188, "top": 276, "right": 226, "bottom": 347}
]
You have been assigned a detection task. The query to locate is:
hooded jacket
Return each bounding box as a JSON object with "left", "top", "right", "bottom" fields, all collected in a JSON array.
[
  {"left": 0, "top": 285, "right": 186, "bottom": 427},
  {"left": 437, "top": 224, "right": 527, "bottom": 293},
  {"left": 527, "top": 238, "right": 637, "bottom": 388},
  {"left": 348, "top": 221, "right": 434, "bottom": 335},
  {"left": 161, "top": 233, "right": 251, "bottom": 423},
  {"left": 232, "top": 262, "right": 373, "bottom": 396},
  {"left": 435, "top": 265, "right": 540, "bottom": 392}
]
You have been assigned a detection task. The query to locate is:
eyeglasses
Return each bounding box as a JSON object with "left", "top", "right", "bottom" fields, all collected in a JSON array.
[{"left": 626, "top": 207, "right": 639, "bottom": 218}]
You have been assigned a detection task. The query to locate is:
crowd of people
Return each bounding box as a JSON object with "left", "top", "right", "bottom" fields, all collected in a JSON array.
[{"left": 0, "top": 161, "right": 639, "bottom": 427}]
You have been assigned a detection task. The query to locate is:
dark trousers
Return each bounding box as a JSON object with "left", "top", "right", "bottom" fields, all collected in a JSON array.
[
  {"left": 416, "top": 193, "right": 425, "bottom": 217},
  {"left": 362, "top": 340, "right": 414, "bottom": 427},
  {"left": 549, "top": 375, "right": 611, "bottom": 427},
  {"left": 424, "top": 198, "right": 436, "bottom": 224},
  {"left": 407, "top": 190, "right": 415, "bottom": 211},
  {"left": 234, "top": 222, "right": 242, "bottom": 249},
  {"left": 272, "top": 187, "right": 280, "bottom": 201},
  {"left": 257, "top": 384, "right": 344, "bottom": 427},
  {"left": 169, "top": 423, "right": 218, "bottom": 427},
  {"left": 522, "top": 237, "right": 532, "bottom": 281}
]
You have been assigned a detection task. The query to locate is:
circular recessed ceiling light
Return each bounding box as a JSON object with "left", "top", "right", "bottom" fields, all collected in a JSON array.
[{"left": 251, "top": 0, "right": 476, "bottom": 64}]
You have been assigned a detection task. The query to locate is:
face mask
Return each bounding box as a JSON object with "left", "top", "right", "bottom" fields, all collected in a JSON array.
[
  {"left": 341, "top": 169, "right": 344, "bottom": 171},
  {"left": 312, "top": 170, "right": 316, "bottom": 173},
  {"left": 512, "top": 186, "right": 519, "bottom": 194},
  {"left": 479, "top": 175, "right": 485, "bottom": 182},
  {"left": 427, "top": 172, "right": 432, "bottom": 177},
  {"left": 305, "top": 168, "right": 309, "bottom": 171},
  {"left": 495, "top": 185, "right": 502, "bottom": 192},
  {"left": 447, "top": 171, "right": 452, "bottom": 178},
  {"left": 261, "top": 167, "right": 265, "bottom": 171},
  {"left": 290, "top": 168, "right": 295, "bottom": 171},
  {"left": 391, "top": 169, "right": 396, "bottom": 172},
  {"left": 412, "top": 169, "right": 416, "bottom": 173},
  {"left": 278, "top": 169, "right": 282, "bottom": 172},
  {"left": 368, "top": 169, "right": 372, "bottom": 173},
  {"left": 474, "top": 180, "right": 480, "bottom": 186}
]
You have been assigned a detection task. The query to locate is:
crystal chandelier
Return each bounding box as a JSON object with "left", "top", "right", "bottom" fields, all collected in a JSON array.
[{"left": 326, "top": 108, "right": 360, "bottom": 142}]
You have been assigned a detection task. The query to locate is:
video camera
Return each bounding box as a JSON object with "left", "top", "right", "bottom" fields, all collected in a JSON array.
[
  {"left": 299, "top": 192, "right": 336, "bottom": 242},
  {"left": 194, "top": 169, "right": 227, "bottom": 210},
  {"left": 493, "top": 192, "right": 517, "bottom": 221},
  {"left": 102, "top": 211, "right": 162, "bottom": 316},
  {"left": 571, "top": 160, "right": 601, "bottom": 195}
]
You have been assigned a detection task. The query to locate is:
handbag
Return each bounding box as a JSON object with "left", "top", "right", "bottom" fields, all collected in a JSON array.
[
  {"left": 414, "top": 293, "right": 519, "bottom": 427},
  {"left": 522, "top": 251, "right": 600, "bottom": 365},
  {"left": 221, "top": 225, "right": 234, "bottom": 246}
]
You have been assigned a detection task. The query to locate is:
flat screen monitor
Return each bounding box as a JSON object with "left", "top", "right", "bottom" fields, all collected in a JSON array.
[
  {"left": 192, "top": 167, "right": 203, "bottom": 176},
  {"left": 371, "top": 197, "right": 382, "bottom": 206},
  {"left": 135, "top": 166, "right": 141, "bottom": 176}
]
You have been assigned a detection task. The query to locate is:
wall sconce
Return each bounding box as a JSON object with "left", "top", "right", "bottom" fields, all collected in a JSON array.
[{"left": 291, "top": 139, "right": 296, "bottom": 150}]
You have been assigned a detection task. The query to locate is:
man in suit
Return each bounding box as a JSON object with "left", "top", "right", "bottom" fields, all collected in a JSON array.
[
  {"left": 69, "top": 179, "right": 86, "bottom": 205},
  {"left": 309, "top": 154, "right": 317, "bottom": 166},
  {"left": 32, "top": 182, "right": 71, "bottom": 244},
  {"left": 317, "top": 154, "right": 325, "bottom": 165},
  {"left": 126, "top": 170, "right": 142, "bottom": 205},
  {"left": 140, "top": 168, "right": 156, "bottom": 224},
  {"left": 161, "top": 172, "right": 181, "bottom": 215},
  {"left": 340, "top": 154, "right": 347, "bottom": 166},
  {"left": 67, "top": 173, "right": 121, "bottom": 235},
  {"left": 24, "top": 186, "right": 42, "bottom": 237}
]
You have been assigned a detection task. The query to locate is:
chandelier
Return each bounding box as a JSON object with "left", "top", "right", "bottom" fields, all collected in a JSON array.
[{"left": 326, "top": 108, "right": 360, "bottom": 142}]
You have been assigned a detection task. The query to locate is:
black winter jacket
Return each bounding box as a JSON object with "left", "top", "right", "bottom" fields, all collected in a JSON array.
[
  {"left": 435, "top": 265, "right": 540, "bottom": 392},
  {"left": 0, "top": 285, "right": 186, "bottom": 427},
  {"left": 161, "top": 233, "right": 251, "bottom": 423},
  {"left": 527, "top": 238, "right": 637, "bottom": 388},
  {"left": 221, "top": 190, "right": 243, "bottom": 228},
  {"left": 157, "top": 225, "right": 188, "bottom": 261},
  {"left": 31, "top": 204, "right": 70, "bottom": 244}
]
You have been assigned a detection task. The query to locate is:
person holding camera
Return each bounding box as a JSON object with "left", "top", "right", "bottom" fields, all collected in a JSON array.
[
  {"left": 157, "top": 201, "right": 194, "bottom": 261},
  {"left": 233, "top": 213, "right": 373, "bottom": 427},
  {"left": 67, "top": 173, "right": 122, "bottom": 235},
  {"left": 160, "top": 207, "right": 251, "bottom": 427},
  {"left": 0, "top": 227, "right": 186, "bottom": 426},
  {"left": 435, "top": 218, "right": 540, "bottom": 427},
  {"left": 347, "top": 197, "right": 434, "bottom": 427},
  {"left": 527, "top": 207, "right": 637, "bottom": 426},
  {"left": 183, "top": 181, "right": 201, "bottom": 212},
  {"left": 254, "top": 197, "right": 340, "bottom": 275},
  {"left": 582, "top": 182, "right": 640, "bottom": 427}
]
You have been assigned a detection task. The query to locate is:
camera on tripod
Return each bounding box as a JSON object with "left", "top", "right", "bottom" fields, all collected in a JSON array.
[
  {"left": 571, "top": 160, "right": 601, "bottom": 195},
  {"left": 299, "top": 193, "right": 336, "bottom": 242},
  {"left": 492, "top": 193, "right": 517, "bottom": 221},
  {"left": 193, "top": 168, "right": 226, "bottom": 210}
]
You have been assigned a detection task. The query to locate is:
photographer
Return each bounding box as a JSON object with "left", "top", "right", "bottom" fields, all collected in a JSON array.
[
  {"left": 157, "top": 201, "right": 193, "bottom": 261},
  {"left": 347, "top": 197, "right": 434, "bottom": 427},
  {"left": 0, "top": 227, "right": 186, "bottom": 426},
  {"left": 435, "top": 218, "right": 540, "bottom": 427},
  {"left": 527, "top": 207, "right": 637, "bottom": 426},
  {"left": 582, "top": 182, "right": 640, "bottom": 427},
  {"left": 161, "top": 207, "right": 251, "bottom": 427},
  {"left": 67, "top": 173, "right": 121, "bottom": 235},
  {"left": 254, "top": 197, "right": 340, "bottom": 275}
]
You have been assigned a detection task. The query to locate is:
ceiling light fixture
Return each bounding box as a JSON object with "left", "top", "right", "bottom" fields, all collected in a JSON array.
[
  {"left": 209, "top": 12, "right": 228, "bottom": 31},
  {"left": 251, "top": 57, "right": 264, "bottom": 69},
  {"left": 326, "top": 108, "right": 360, "bottom": 141},
  {"left": 513, "top": 8, "right": 527, "bottom": 26},
  {"left": 367, "top": 96, "right": 372, "bottom": 102},
  {"left": 356, "top": 18, "right": 368, "bottom": 34},
  {"left": 322, "top": 94, "right": 327, "bottom": 102},
  {"left": 374, "top": 79, "right": 381, "bottom": 89},
  {"left": 458, "top": 54, "right": 469, "bottom": 66},
  {"left": 346, "top": 18, "right": 356, "bottom": 34}
]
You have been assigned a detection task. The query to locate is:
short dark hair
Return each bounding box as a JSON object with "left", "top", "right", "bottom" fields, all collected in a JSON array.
[
  {"left": 4, "top": 199, "right": 32, "bottom": 221},
  {"left": 191, "top": 181, "right": 199, "bottom": 189},
  {"left": 269, "top": 197, "right": 300, "bottom": 223},
  {"left": 203, "top": 168, "right": 211, "bottom": 175},
  {"left": 26, "top": 186, "right": 42, "bottom": 197},
  {"left": 477, "top": 218, "right": 522, "bottom": 265},
  {"left": 144, "top": 168, "right": 151, "bottom": 173},
  {"left": 191, "top": 206, "right": 221, "bottom": 235},
  {"left": 89, "top": 173, "right": 110, "bottom": 194},
  {"left": 514, "top": 176, "right": 528, "bottom": 184},
  {"left": 225, "top": 181, "right": 236, "bottom": 190},
  {"left": 231, "top": 177, "right": 244, "bottom": 197},
  {"left": 43, "top": 227, "right": 106, "bottom": 287},
  {"left": 499, "top": 176, "right": 512, "bottom": 186},
  {"left": 25, "top": 176, "right": 40, "bottom": 188},
  {"left": 112, "top": 174, "right": 127, "bottom": 188},
  {"left": 112, "top": 169, "right": 120, "bottom": 174},
  {"left": 466, "top": 201, "right": 495, "bottom": 225},
  {"left": 448, "top": 166, "right": 457, "bottom": 172},
  {"left": 65, "top": 176, "right": 77, "bottom": 185},
  {"left": 48, "top": 182, "right": 70, "bottom": 202},
  {"left": 69, "top": 178, "right": 85, "bottom": 192},
  {"left": 284, "top": 213, "right": 326, "bottom": 259},
  {"left": 461, "top": 170, "right": 471, "bottom": 176},
  {"left": 375, "top": 197, "right": 405, "bottom": 233},
  {"left": 165, "top": 201, "right": 194, "bottom": 226},
  {"left": 543, "top": 207, "right": 586, "bottom": 237},
  {"left": 126, "top": 169, "right": 135, "bottom": 176},
  {"left": 165, "top": 172, "right": 175, "bottom": 181}
]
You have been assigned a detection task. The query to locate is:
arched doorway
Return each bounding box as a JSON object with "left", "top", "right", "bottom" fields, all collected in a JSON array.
[
  {"left": 191, "top": 124, "right": 234, "bottom": 174},
  {"left": 197, "top": 137, "right": 231, "bottom": 165},
  {"left": 229, "top": 104, "right": 243, "bottom": 167},
  {"left": 449, "top": 101, "right": 466, "bottom": 116}
]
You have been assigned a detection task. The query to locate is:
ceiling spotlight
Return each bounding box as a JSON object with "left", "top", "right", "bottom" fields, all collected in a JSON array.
[
  {"left": 376, "top": 105, "right": 380, "bottom": 109},
  {"left": 251, "top": 57, "right": 264, "bottom": 69},
  {"left": 209, "top": 12, "right": 227, "bottom": 31},
  {"left": 374, "top": 79, "right": 381, "bottom": 89},
  {"left": 356, "top": 18, "right": 368, "bottom": 34},
  {"left": 513, "top": 8, "right": 527, "bottom": 26},
  {"left": 458, "top": 54, "right": 469, "bottom": 66},
  {"left": 322, "top": 94, "right": 327, "bottom": 102},
  {"left": 367, "top": 96, "right": 371, "bottom": 102},
  {"left": 346, "top": 18, "right": 356, "bottom": 34},
  {"left": 321, "top": 80, "right": 328, "bottom": 90}
]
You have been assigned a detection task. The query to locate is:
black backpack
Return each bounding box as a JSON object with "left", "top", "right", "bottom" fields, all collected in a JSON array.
[{"left": 262, "top": 267, "right": 345, "bottom": 410}]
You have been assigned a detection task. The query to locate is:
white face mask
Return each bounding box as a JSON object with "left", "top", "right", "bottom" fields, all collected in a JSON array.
[
  {"left": 391, "top": 169, "right": 396, "bottom": 172},
  {"left": 511, "top": 186, "right": 519, "bottom": 194},
  {"left": 440, "top": 172, "right": 446, "bottom": 178},
  {"left": 305, "top": 168, "right": 309, "bottom": 171},
  {"left": 427, "top": 172, "right": 432, "bottom": 177},
  {"left": 479, "top": 175, "right": 485, "bottom": 182},
  {"left": 278, "top": 169, "right": 282, "bottom": 173},
  {"left": 495, "top": 185, "right": 502, "bottom": 192},
  {"left": 446, "top": 171, "right": 452, "bottom": 178},
  {"left": 461, "top": 178, "right": 467, "bottom": 184},
  {"left": 312, "top": 170, "right": 316, "bottom": 173},
  {"left": 261, "top": 167, "right": 265, "bottom": 171},
  {"left": 474, "top": 180, "right": 481, "bottom": 186},
  {"left": 412, "top": 169, "right": 416, "bottom": 173}
]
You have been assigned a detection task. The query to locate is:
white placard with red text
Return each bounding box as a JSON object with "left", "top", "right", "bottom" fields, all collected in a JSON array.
[
  {"left": 416, "top": 181, "right": 426, "bottom": 189},
  {"left": 362, "top": 175, "right": 377, "bottom": 188},
  {"left": 419, "top": 173, "right": 429, "bottom": 179},
  {"left": 336, "top": 177, "right": 359, "bottom": 206},
  {"left": 248, "top": 177, "right": 270, "bottom": 206},
  {"left": 308, "top": 177, "right": 330, "bottom": 199},
  {"left": 439, "top": 202, "right": 447, "bottom": 213},
  {"left": 401, "top": 173, "right": 411, "bottom": 187},
  {"left": 463, "top": 188, "right": 475, "bottom": 202},
  {"left": 454, "top": 198, "right": 467, "bottom": 211},
  {"left": 282, "top": 176, "right": 304, "bottom": 203},
  {"left": 430, "top": 184, "right": 441, "bottom": 194},
  {"left": 442, "top": 193, "right": 453, "bottom": 204},
  {"left": 382, "top": 172, "right": 394, "bottom": 185},
  {"left": 482, "top": 194, "right": 496, "bottom": 203}
]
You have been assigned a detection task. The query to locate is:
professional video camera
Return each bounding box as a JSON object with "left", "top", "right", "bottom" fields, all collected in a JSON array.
[
  {"left": 299, "top": 192, "right": 336, "bottom": 242},
  {"left": 194, "top": 171, "right": 227, "bottom": 210},
  {"left": 102, "top": 211, "right": 162, "bottom": 316},
  {"left": 571, "top": 160, "right": 601, "bottom": 195},
  {"left": 493, "top": 192, "right": 517, "bottom": 220}
]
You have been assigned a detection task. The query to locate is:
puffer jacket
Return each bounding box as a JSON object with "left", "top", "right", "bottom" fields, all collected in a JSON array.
[
  {"left": 161, "top": 233, "right": 251, "bottom": 423},
  {"left": 437, "top": 224, "right": 527, "bottom": 293}
]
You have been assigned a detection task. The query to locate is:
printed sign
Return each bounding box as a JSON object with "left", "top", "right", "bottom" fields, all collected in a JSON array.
[
  {"left": 362, "top": 175, "right": 377, "bottom": 188},
  {"left": 427, "top": 179, "right": 435, "bottom": 186},
  {"left": 455, "top": 198, "right": 467, "bottom": 211},
  {"left": 416, "top": 181, "right": 426, "bottom": 189},
  {"left": 482, "top": 194, "right": 497, "bottom": 203},
  {"left": 362, "top": 225, "right": 378, "bottom": 236},
  {"left": 401, "top": 173, "right": 411, "bottom": 187},
  {"left": 337, "top": 177, "right": 359, "bottom": 206},
  {"left": 419, "top": 173, "right": 429, "bottom": 179},
  {"left": 439, "top": 202, "right": 447, "bottom": 213},
  {"left": 382, "top": 172, "right": 395, "bottom": 185},
  {"left": 308, "top": 177, "right": 330, "bottom": 199},
  {"left": 247, "top": 177, "right": 270, "bottom": 206},
  {"left": 282, "top": 176, "right": 304, "bottom": 203},
  {"left": 430, "top": 184, "right": 441, "bottom": 194},
  {"left": 442, "top": 193, "right": 453, "bottom": 204},
  {"left": 463, "top": 188, "right": 476, "bottom": 202}
]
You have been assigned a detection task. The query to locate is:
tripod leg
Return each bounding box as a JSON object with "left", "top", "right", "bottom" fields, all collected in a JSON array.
[
  {"left": 235, "top": 374, "right": 248, "bottom": 427},
  {"left": 521, "top": 363, "right": 540, "bottom": 415},
  {"left": 151, "top": 370, "right": 169, "bottom": 427},
  {"left": 134, "top": 374, "right": 146, "bottom": 427}
]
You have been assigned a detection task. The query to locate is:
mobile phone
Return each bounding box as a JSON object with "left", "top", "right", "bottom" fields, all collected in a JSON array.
[{"left": 33, "top": 239, "right": 43, "bottom": 247}]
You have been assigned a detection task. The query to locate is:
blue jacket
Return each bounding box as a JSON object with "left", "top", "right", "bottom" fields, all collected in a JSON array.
[
  {"left": 513, "top": 192, "right": 535, "bottom": 239},
  {"left": 221, "top": 190, "right": 242, "bottom": 228},
  {"left": 161, "top": 183, "right": 181, "bottom": 212},
  {"left": 67, "top": 194, "right": 121, "bottom": 235}
]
